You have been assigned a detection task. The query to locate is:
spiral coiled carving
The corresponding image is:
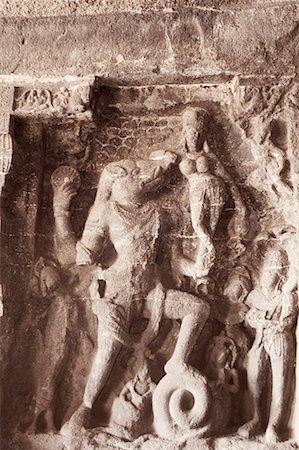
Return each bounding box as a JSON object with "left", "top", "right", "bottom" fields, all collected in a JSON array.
[{"left": 152, "top": 370, "right": 212, "bottom": 441}]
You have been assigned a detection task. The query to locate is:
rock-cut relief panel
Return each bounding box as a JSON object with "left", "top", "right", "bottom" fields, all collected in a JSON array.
[{"left": 6, "top": 85, "right": 298, "bottom": 449}]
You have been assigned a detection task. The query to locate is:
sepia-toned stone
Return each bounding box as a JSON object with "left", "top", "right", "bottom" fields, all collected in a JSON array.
[{"left": 0, "top": 2, "right": 299, "bottom": 450}]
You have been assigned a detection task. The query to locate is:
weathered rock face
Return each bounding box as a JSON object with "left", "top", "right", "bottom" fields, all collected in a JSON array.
[
  {"left": 0, "top": 2, "right": 299, "bottom": 450},
  {"left": 0, "top": 3, "right": 298, "bottom": 82}
]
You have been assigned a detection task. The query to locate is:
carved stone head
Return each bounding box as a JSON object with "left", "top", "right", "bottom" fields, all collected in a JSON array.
[
  {"left": 223, "top": 267, "right": 251, "bottom": 304},
  {"left": 207, "top": 334, "right": 237, "bottom": 370},
  {"left": 95, "top": 151, "right": 177, "bottom": 208},
  {"left": 260, "top": 247, "right": 289, "bottom": 293},
  {"left": 182, "top": 107, "right": 209, "bottom": 153}
]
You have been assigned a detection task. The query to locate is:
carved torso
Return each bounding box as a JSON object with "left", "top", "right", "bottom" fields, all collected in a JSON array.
[{"left": 101, "top": 201, "right": 162, "bottom": 303}]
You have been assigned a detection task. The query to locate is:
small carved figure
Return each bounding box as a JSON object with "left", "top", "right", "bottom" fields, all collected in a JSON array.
[
  {"left": 216, "top": 266, "right": 252, "bottom": 326},
  {"left": 181, "top": 106, "right": 249, "bottom": 260},
  {"left": 109, "top": 360, "right": 156, "bottom": 440},
  {"left": 60, "top": 151, "right": 210, "bottom": 436},
  {"left": 206, "top": 333, "right": 239, "bottom": 393},
  {"left": 249, "top": 123, "right": 293, "bottom": 203},
  {"left": 238, "top": 246, "right": 298, "bottom": 443},
  {"left": 16, "top": 89, "right": 38, "bottom": 111},
  {"left": 34, "top": 89, "right": 52, "bottom": 112},
  {"left": 68, "top": 85, "right": 89, "bottom": 113},
  {"left": 30, "top": 257, "right": 61, "bottom": 298},
  {"left": 16, "top": 89, "right": 53, "bottom": 113},
  {"left": 230, "top": 78, "right": 296, "bottom": 227},
  {"left": 52, "top": 88, "right": 71, "bottom": 114},
  {"left": 28, "top": 256, "right": 72, "bottom": 433},
  {"left": 51, "top": 86, "right": 88, "bottom": 115},
  {"left": 206, "top": 333, "right": 239, "bottom": 434},
  {"left": 229, "top": 76, "right": 291, "bottom": 137},
  {"left": 179, "top": 154, "right": 227, "bottom": 277},
  {"left": 26, "top": 168, "right": 82, "bottom": 433}
]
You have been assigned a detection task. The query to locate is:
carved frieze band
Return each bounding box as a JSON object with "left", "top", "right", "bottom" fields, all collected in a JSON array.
[{"left": 13, "top": 84, "right": 91, "bottom": 116}]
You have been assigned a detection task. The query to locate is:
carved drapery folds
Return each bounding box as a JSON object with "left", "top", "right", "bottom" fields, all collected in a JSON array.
[{"left": 1, "top": 79, "right": 298, "bottom": 449}]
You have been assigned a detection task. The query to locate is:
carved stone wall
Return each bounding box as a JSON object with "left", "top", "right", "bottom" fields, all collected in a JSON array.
[{"left": 0, "top": 3, "right": 299, "bottom": 450}]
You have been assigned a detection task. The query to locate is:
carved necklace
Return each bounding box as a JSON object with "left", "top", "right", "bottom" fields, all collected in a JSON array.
[{"left": 112, "top": 202, "right": 156, "bottom": 227}]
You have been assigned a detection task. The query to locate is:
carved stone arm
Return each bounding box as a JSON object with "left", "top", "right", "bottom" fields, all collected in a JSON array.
[
  {"left": 51, "top": 166, "right": 82, "bottom": 266},
  {"left": 268, "top": 294, "right": 298, "bottom": 332},
  {"left": 76, "top": 202, "right": 107, "bottom": 265},
  {"left": 148, "top": 150, "right": 177, "bottom": 168},
  {"left": 265, "top": 317, "right": 296, "bottom": 333},
  {"left": 53, "top": 184, "right": 77, "bottom": 267}
]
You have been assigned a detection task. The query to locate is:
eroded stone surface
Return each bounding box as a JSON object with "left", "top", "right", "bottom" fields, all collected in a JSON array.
[
  {"left": 0, "top": 0, "right": 296, "bottom": 17},
  {"left": 0, "top": 4, "right": 298, "bottom": 83},
  {"left": 0, "top": 3, "right": 299, "bottom": 450}
]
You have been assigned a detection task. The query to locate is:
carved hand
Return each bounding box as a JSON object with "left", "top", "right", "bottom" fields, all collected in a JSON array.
[
  {"left": 264, "top": 317, "right": 295, "bottom": 333},
  {"left": 246, "top": 308, "right": 265, "bottom": 328},
  {"left": 149, "top": 150, "right": 177, "bottom": 165},
  {"left": 53, "top": 183, "right": 76, "bottom": 213}
]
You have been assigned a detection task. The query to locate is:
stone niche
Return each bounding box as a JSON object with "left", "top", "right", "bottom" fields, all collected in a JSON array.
[{"left": 0, "top": 5, "right": 299, "bottom": 450}]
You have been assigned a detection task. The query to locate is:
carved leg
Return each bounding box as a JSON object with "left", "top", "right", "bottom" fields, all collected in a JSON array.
[
  {"left": 238, "top": 344, "right": 268, "bottom": 438},
  {"left": 266, "top": 337, "right": 295, "bottom": 443},
  {"left": 61, "top": 334, "right": 123, "bottom": 433},
  {"left": 27, "top": 298, "right": 68, "bottom": 433},
  {"left": 163, "top": 289, "right": 210, "bottom": 374},
  {"left": 61, "top": 297, "right": 130, "bottom": 432},
  {"left": 83, "top": 337, "right": 123, "bottom": 408},
  {"left": 209, "top": 203, "right": 225, "bottom": 236},
  {"left": 191, "top": 206, "right": 215, "bottom": 276},
  {"left": 194, "top": 237, "right": 215, "bottom": 276},
  {"left": 192, "top": 225, "right": 215, "bottom": 276}
]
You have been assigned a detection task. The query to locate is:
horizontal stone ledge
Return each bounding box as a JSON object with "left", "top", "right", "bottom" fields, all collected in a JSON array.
[
  {"left": 0, "top": 0, "right": 297, "bottom": 18},
  {"left": 0, "top": 74, "right": 295, "bottom": 87},
  {"left": 0, "top": 7, "right": 298, "bottom": 80}
]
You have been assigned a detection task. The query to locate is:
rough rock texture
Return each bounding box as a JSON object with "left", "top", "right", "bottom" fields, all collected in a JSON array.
[
  {"left": 0, "top": 2, "right": 299, "bottom": 450},
  {"left": 0, "top": 0, "right": 296, "bottom": 17},
  {"left": 0, "top": 5, "right": 298, "bottom": 83}
]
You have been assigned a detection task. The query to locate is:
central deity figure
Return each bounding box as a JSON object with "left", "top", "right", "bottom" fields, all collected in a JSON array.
[{"left": 59, "top": 150, "right": 210, "bottom": 430}]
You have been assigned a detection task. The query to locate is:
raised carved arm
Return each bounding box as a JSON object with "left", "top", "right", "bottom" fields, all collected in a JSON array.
[
  {"left": 51, "top": 166, "right": 80, "bottom": 267},
  {"left": 52, "top": 183, "right": 77, "bottom": 267},
  {"left": 76, "top": 201, "right": 107, "bottom": 266}
]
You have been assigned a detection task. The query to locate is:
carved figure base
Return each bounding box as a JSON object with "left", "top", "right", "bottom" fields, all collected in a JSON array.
[{"left": 9, "top": 431, "right": 299, "bottom": 450}]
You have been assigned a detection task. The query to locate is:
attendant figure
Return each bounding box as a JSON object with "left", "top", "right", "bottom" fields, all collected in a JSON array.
[{"left": 238, "top": 246, "right": 298, "bottom": 443}]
